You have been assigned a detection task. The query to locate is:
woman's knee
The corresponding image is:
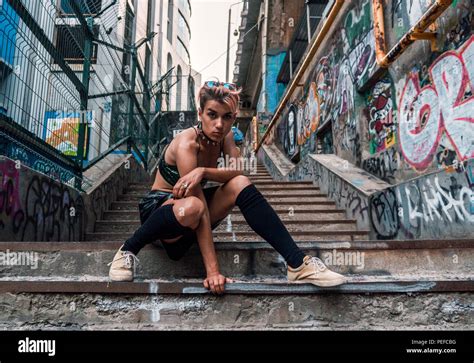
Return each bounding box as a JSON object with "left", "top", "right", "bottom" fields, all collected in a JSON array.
[
  {"left": 225, "top": 175, "right": 252, "bottom": 195},
  {"left": 173, "top": 196, "right": 205, "bottom": 230}
]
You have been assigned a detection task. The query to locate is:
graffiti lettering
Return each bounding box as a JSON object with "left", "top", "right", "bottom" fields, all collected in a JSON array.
[{"left": 399, "top": 36, "right": 474, "bottom": 171}]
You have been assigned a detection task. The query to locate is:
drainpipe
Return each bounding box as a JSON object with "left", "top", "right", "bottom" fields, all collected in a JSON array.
[
  {"left": 373, "top": 0, "right": 453, "bottom": 68},
  {"left": 256, "top": 0, "right": 344, "bottom": 152}
]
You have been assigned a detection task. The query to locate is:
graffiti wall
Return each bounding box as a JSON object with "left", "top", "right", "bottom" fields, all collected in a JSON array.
[
  {"left": 370, "top": 159, "right": 474, "bottom": 240},
  {"left": 398, "top": 35, "right": 474, "bottom": 172},
  {"left": 276, "top": 0, "right": 377, "bottom": 166},
  {"left": 260, "top": 0, "right": 474, "bottom": 240},
  {"left": 0, "top": 157, "right": 84, "bottom": 241},
  {"left": 272, "top": 0, "right": 473, "bottom": 187},
  {"left": 0, "top": 153, "right": 150, "bottom": 241}
]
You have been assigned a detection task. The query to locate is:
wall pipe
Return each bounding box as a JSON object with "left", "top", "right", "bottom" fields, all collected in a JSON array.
[
  {"left": 255, "top": 0, "right": 344, "bottom": 152},
  {"left": 373, "top": 0, "right": 453, "bottom": 68}
]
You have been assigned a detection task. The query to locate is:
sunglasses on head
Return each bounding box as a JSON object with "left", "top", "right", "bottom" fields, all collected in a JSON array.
[{"left": 205, "top": 81, "right": 237, "bottom": 91}]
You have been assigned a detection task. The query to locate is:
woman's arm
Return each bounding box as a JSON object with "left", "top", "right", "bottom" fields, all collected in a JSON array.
[{"left": 173, "top": 137, "right": 228, "bottom": 294}]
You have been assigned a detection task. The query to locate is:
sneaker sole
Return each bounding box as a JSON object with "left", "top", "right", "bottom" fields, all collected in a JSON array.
[
  {"left": 288, "top": 277, "right": 347, "bottom": 287},
  {"left": 109, "top": 273, "right": 134, "bottom": 282}
]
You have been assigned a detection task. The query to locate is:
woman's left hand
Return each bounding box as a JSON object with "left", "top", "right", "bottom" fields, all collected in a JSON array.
[{"left": 173, "top": 167, "right": 205, "bottom": 198}]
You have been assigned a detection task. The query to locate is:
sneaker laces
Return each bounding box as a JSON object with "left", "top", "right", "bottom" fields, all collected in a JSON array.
[
  {"left": 108, "top": 251, "right": 140, "bottom": 275},
  {"left": 306, "top": 256, "right": 326, "bottom": 272}
]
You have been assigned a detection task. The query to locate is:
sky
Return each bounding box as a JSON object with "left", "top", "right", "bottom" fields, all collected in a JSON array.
[{"left": 189, "top": 0, "right": 244, "bottom": 84}]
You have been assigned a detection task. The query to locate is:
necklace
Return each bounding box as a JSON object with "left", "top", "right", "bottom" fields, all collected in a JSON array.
[{"left": 197, "top": 122, "right": 219, "bottom": 146}]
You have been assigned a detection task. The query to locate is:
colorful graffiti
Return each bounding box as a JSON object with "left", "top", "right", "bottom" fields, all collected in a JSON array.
[
  {"left": 398, "top": 36, "right": 474, "bottom": 171},
  {"left": 43, "top": 111, "right": 92, "bottom": 158},
  {"left": 343, "top": 0, "right": 376, "bottom": 88},
  {"left": 366, "top": 77, "right": 397, "bottom": 154},
  {"left": 283, "top": 104, "right": 298, "bottom": 158},
  {"left": 278, "top": 0, "right": 376, "bottom": 165}
]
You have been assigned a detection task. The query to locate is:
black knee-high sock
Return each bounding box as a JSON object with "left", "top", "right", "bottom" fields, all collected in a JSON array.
[
  {"left": 235, "top": 184, "right": 306, "bottom": 268},
  {"left": 122, "top": 204, "right": 192, "bottom": 255}
]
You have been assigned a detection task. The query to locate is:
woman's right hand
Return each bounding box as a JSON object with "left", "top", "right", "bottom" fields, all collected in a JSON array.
[{"left": 203, "top": 272, "right": 234, "bottom": 294}]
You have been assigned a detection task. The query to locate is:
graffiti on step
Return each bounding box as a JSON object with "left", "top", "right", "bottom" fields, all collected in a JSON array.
[
  {"left": 22, "top": 176, "right": 83, "bottom": 241},
  {"left": 398, "top": 35, "right": 474, "bottom": 172},
  {"left": 314, "top": 162, "right": 370, "bottom": 225},
  {"left": 0, "top": 159, "right": 84, "bottom": 241},
  {"left": 370, "top": 166, "right": 474, "bottom": 240},
  {"left": 362, "top": 148, "right": 400, "bottom": 184}
]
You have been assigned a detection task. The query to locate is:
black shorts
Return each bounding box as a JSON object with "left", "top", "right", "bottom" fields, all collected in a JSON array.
[{"left": 138, "top": 186, "right": 224, "bottom": 260}]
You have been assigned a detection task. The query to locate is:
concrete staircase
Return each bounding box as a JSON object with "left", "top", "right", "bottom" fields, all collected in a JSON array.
[{"left": 0, "top": 164, "right": 472, "bottom": 330}]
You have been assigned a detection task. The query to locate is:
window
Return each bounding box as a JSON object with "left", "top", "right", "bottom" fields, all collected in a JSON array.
[
  {"left": 60, "top": 0, "right": 102, "bottom": 16},
  {"left": 55, "top": 25, "right": 99, "bottom": 64},
  {"left": 167, "top": 0, "right": 174, "bottom": 43},
  {"left": 178, "top": 0, "right": 191, "bottom": 18},
  {"left": 177, "top": 12, "right": 190, "bottom": 43},
  {"left": 176, "top": 38, "right": 190, "bottom": 64},
  {"left": 122, "top": 2, "right": 134, "bottom": 81},
  {"left": 166, "top": 53, "right": 173, "bottom": 109}
]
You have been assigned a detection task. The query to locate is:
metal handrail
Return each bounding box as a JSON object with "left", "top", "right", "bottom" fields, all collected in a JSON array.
[
  {"left": 83, "top": 136, "right": 131, "bottom": 171},
  {"left": 372, "top": 0, "right": 453, "bottom": 68}
]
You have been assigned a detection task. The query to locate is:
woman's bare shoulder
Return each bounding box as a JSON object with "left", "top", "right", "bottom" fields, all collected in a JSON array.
[{"left": 171, "top": 126, "right": 199, "bottom": 151}]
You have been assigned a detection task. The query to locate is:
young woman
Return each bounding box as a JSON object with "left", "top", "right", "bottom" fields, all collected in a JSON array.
[{"left": 108, "top": 81, "right": 346, "bottom": 294}]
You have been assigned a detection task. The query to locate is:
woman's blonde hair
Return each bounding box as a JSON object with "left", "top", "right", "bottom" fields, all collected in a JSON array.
[{"left": 198, "top": 81, "right": 242, "bottom": 114}]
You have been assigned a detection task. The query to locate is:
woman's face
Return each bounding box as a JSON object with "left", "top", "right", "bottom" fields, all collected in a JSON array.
[{"left": 199, "top": 100, "right": 236, "bottom": 142}]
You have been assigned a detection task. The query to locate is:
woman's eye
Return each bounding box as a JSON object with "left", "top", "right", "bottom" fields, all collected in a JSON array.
[
  {"left": 208, "top": 113, "right": 216, "bottom": 118},
  {"left": 223, "top": 115, "right": 232, "bottom": 121}
]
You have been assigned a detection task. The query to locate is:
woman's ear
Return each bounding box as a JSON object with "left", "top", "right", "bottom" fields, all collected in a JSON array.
[{"left": 198, "top": 107, "right": 202, "bottom": 118}]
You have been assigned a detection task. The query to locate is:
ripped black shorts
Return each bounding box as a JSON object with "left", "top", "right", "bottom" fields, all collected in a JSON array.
[{"left": 138, "top": 186, "right": 224, "bottom": 260}]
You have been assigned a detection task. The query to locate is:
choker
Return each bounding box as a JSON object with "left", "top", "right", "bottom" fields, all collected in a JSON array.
[{"left": 197, "top": 122, "right": 219, "bottom": 146}]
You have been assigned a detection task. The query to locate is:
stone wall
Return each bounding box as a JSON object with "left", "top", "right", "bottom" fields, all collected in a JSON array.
[{"left": 0, "top": 154, "right": 150, "bottom": 241}]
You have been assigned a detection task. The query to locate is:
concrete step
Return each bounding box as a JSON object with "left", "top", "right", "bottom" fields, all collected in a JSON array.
[
  {"left": 126, "top": 184, "right": 318, "bottom": 193},
  {"left": 84, "top": 230, "right": 370, "bottom": 242},
  {"left": 110, "top": 201, "right": 341, "bottom": 211},
  {"left": 110, "top": 198, "right": 335, "bottom": 210},
  {"left": 127, "top": 182, "right": 316, "bottom": 189},
  {"left": 1, "top": 240, "right": 471, "bottom": 280},
  {"left": 118, "top": 191, "right": 327, "bottom": 201},
  {"left": 1, "top": 277, "right": 471, "bottom": 329},
  {"left": 93, "top": 219, "right": 358, "bottom": 233},
  {"left": 248, "top": 173, "right": 271, "bottom": 176},
  {"left": 0, "top": 276, "right": 472, "bottom": 294},
  {"left": 102, "top": 210, "right": 348, "bottom": 221}
]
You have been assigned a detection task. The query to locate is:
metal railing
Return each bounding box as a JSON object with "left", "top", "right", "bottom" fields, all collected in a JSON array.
[{"left": 0, "top": 0, "right": 179, "bottom": 191}]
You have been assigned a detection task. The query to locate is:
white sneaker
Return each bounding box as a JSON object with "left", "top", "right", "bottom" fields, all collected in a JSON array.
[
  {"left": 287, "top": 255, "right": 347, "bottom": 287},
  {"left": 108, "top": 246, "right": 140, "bottom": 282}
]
